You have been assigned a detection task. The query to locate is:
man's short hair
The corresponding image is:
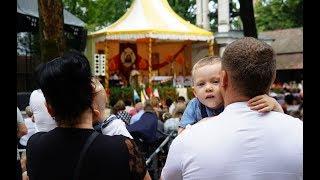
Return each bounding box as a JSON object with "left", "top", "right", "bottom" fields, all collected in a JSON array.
[
  {"left": 192, "top": 56, "right": 222, "bottom": 82},
  {"left": 222, "top": 37, "right": 276, "bottom": 98}
]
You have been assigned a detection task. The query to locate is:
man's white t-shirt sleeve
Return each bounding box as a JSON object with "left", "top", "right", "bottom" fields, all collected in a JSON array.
[{"left": 161, "top": 135, "right": 184, "bottom": 180}]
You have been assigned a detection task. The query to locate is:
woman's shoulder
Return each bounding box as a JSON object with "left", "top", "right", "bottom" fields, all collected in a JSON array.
[
  {"left": 94, "top": 134, "right": 134, "bottom": 151},
  {"left": 91, "top": 135, "right": 142, "bottom": 165},
  {"left": 95, "top": 133, "right": 127, "bottom": 144}
]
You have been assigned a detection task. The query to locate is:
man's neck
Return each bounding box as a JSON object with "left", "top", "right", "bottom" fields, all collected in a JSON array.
[{"left": 223, "top": 90, "right": 250, "bottom": 107}]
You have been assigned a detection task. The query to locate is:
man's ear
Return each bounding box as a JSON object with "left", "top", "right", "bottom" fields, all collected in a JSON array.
[
  {"left": 220, "top": 70, "right": 228, "bottom": 88},
  {"left": 45, "top": 102, "right": 55, "bottom": 117}
]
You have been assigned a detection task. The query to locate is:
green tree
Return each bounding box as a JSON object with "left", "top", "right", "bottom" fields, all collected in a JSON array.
[
  {"left": 63, "top": 0, "right": 133, "bottom": 32},
  {"left": 255, "top": 0, "right": 303, "bottom": 31},
  {"left": 63, "top": 0, "right": 246, "bottom": 33},
  {"left": 168, "top": 0, "right": 196, "bottom": 25},
  {"left": 167, "top": 0, "right": 242, "bottom": 32}
]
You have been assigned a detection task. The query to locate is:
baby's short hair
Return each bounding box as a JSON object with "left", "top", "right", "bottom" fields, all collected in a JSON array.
[
  {"left": 192, "top": 56, "right": 222, "bottom": 80},
  {"left": 92, "top": 77, "right": 104, "bottom": 94},
  {"left": 92, "top": 77, "right": 106, "bottom": 113},
  {"left": 25, "top": 106, "right": 33, "bottom": 117}
]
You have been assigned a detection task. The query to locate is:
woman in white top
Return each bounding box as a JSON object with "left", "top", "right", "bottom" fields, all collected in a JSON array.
[
  {"left": 29, "top": 89, "right": 57, "bottom": 132},
  {"left": 19, "top": 106, "right": 36, "bottom": 147}
]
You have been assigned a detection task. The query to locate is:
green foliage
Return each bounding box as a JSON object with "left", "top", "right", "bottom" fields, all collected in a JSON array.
[
  {"left": 63, "top": 0, "right": 243, "bottom": 33},
  {"left": 168, "top": 0, "right": 241, "bottom": 32},
  {"left": 168, "top": 0, "right": 196, "bottom": 25},
  {"left": 109, "top": 86, "right": 193, "bottom": 106},
  {"left": 157, "top": 86, "right": 179, "bottom": 101},
  {"left": 255, "top": 0, "right": 303, "bottom": 31},
  {"left": 109, "top": 86, "right": 135, "bottom": 106},
  {"left": 62, "top": 0, "right": 133, "bottom": 32},
  {"left": 187, "top": 87, "right": 195, "bottom": 99}
]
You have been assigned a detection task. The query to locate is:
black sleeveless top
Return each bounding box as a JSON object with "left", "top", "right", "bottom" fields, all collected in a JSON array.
[{"left": 26, "top": 127, "right": 146, "bottom": 180}]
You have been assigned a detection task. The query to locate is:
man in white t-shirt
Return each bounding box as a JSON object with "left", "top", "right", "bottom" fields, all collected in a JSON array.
[
  {"left": 161, "top": 37, "right": 303, "bottom": 180},
  {"left": 29, "top": 89, "right": 57, "bottom": 132}
]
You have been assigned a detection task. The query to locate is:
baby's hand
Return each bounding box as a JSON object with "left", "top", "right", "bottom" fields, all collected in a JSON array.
[{"left": 248, "top": 94, "right": 284, "bottom": 113}]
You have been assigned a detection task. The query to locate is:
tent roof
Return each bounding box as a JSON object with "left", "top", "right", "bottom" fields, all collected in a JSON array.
[
  {"left": 17, "top": 0, "right": 85, "bottom": 27},
  {"left": 89, "top": 0, "right": 213, "bottom": 41}
]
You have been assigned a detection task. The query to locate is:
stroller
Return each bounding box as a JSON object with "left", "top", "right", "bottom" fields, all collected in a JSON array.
[{"left": 130, "top": 129, "right": 177, "bottom": 180}]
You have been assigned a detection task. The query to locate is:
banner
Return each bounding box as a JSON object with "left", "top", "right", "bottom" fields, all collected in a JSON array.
[{"left": 133, "top": 89, "right": 140, "bottom": 102}]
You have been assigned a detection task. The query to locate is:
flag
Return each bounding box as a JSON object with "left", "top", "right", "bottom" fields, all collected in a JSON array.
[
  {"left": 146, "top": 86, "right": 153, "bottom": 98},
  {"left": 143, "top": 88, "right": 149, "bottom": 100},
  {"left": 133, "top": 89, "right": 140, "bottom": 102},
  {"left": 140, "top": 90, "right": 146, "bottom": 104},
  {"left": 153, "top": 88, "right": 160, "bottom": 98}
]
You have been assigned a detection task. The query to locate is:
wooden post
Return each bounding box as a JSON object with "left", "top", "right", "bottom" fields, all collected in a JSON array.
[
  {"left": 104, "top": 40, "right": 109, "bottom": 105},
  {"left": 208, "top": 39, "right": 214, "bottom": 56},
  {"left": 148, "top": 38, "right": 152, "bottom": 87}
]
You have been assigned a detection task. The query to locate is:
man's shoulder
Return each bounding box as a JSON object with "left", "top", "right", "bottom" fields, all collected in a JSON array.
[
  {"left": 173, "top": 119, "right": 214, "bottom": 144},
  {"left": 268, "top": 111, "right": 303, "bottom": 126}
]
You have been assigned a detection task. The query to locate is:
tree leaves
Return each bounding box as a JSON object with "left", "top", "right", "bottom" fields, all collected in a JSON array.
[
  {"left": 255, "top": 0, "right": 303, "bottom": 31},
  {"left": 62, "top": 0, "right": 133, "bottom": 32}
]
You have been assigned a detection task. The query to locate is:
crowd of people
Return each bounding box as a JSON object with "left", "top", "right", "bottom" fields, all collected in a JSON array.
[
  {"left": 270, "top": 81, "right": 303, "bottom": 120},
  {"left": 17, "top": 37, "right": 302, "bottom": 180}
]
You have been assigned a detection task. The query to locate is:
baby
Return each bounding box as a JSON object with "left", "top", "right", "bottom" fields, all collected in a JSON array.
[
  {"left": 91, "top": 78, "right": 133, "bottom": 139},
  {"left": 179, "top": 56, "right": 283, "bottom": 133}
]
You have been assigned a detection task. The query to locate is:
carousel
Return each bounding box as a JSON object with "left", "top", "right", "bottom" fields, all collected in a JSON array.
[{"left": 85, "top": 0, "right": 215, "bottom": 90}]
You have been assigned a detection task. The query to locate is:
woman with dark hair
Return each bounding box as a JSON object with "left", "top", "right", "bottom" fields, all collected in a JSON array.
[{"left": 26, "top": 50, "right": 150, "bottom": 180}]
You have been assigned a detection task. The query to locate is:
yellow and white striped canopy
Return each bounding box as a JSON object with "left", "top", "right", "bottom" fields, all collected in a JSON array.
[{"left": 89, "top": 0, "right": 213, "bottom": 41}]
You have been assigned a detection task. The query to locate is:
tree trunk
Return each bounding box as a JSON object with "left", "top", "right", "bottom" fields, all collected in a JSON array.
[
  {"left": 38, "top": 0, "right": 65, "bottom": 62},
  {"left": 239, "top": 0, "right": 257, "bottom": 38}
]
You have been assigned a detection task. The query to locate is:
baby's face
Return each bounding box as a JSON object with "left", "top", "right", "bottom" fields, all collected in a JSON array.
[{"left": 193, "top": 63, "right": 224, "bottom": 109}]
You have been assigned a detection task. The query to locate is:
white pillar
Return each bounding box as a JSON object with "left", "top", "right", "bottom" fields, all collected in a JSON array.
[
  {"left": 219, "top": 46, "right": 226, "bottom": 57},
  {"left": 196, "top": 0, "right": 202, "bottom": 27},
  {"left": 202, "top": 0, "right": 210, "bottom": 30},
  {"left": 218, "top": 0, "right": 230, "bottom": 32}
]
